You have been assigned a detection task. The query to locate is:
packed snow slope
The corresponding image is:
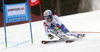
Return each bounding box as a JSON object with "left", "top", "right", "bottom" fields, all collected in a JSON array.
[{"left": 0, "top": 10, "right": 100, "bottom": 52}]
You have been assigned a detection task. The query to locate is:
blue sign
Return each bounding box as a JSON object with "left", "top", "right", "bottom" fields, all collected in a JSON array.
[
  {"left": 4, "top": 3, "right": 30, "bottom": 23},
  {"left": 2, "top": 0, "right": 33, "bottom": 48}
]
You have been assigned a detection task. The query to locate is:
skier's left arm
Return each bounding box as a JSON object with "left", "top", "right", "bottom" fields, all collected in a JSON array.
[
  {"left": 52, "top": 15, "right": 63, "bottom": 34},
  {"left": 54, "top": 15, "right": 62, "bottom": 30}
]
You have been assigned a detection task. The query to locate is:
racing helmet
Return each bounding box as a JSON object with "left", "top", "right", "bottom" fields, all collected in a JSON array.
[{"left": 43, "top": 10, "right": 52, "bottom": 19}]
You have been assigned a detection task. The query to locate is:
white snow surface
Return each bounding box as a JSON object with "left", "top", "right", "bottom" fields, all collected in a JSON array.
[{"left": 0, "top": 10, "right": 100, "bottom": 52}]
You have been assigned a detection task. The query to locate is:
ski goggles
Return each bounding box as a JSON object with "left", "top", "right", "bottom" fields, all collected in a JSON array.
[{"left": 44, "top": 15, "right": 52, "bottom": 19}]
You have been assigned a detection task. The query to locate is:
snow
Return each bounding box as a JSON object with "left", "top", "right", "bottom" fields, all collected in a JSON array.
[{"left": 0, "top": 10, "right": 100, "bottom": 52}]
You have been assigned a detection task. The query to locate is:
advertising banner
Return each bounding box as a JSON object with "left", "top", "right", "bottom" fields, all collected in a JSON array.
[
  {"left": 2, "top": 0, "right": 33, "bottom": 48},
  {"left": 29, "top": 0, "right": 40, "bottom": 6},
  {"left": 4, "top": 3, "right": 29, "bottom": 23}
]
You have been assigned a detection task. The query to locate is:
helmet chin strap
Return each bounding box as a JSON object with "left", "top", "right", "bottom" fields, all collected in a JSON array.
[{"left": 47, "top": 18, "right": 52, "bottom": 22}]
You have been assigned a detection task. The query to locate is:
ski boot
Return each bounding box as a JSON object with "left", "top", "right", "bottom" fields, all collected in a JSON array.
[{"left": 77, "top": 34, "right": 86, "bottom": 39}]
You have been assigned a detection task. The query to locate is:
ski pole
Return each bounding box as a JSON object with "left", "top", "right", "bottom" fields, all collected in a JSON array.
[
  {"left": 70, "top": 31, "right": 100, "bottom": 33},
  {"left": 61, "top": 31, "right": 100, "bottom": 33},
  {"left": 49, "top": 32, "right": 60, "bottom": 40}
]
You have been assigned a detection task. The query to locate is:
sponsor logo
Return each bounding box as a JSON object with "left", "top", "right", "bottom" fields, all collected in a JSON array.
[
  {"left": 8, "top": 7, "right": 24, "bottom": 12},
  {"left": 44, "top": 13, "right": 48, "bottom": 16},
  {"left": 31, "top": 0, "right": 37, "bottom": 2},
  {"left": 8, "top": 16, "right": 27, "bottom": 23}
]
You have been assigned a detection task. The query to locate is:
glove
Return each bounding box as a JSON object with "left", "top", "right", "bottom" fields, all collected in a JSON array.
[
  {"left": 53, "top": 27, "right": 59, "bottom": 35},
  {"left": 48, "top": 34, "right": 54, "bottom": 39},
  {"left": 54, "top": 27, "right": 59, "bottom": 31}
]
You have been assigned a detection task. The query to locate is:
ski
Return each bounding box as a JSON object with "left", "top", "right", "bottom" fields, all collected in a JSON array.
[
  {"left": 41, "top": 40, "right": 61, "bottom": 44},
  {"left": 41, "top": 33, "right": 86, "bottom": 44},
  {"left": 41, "top": 37, "right": 73, "bottom": 44},
  {"left": 41, "top": 39, "right": 75, "bottom": 44},
  {"left": 41, "top": 35, "right": 70, "bottom": 44},
  {"left": 66, "top": 40, "right": 75, "bottom": 43}
]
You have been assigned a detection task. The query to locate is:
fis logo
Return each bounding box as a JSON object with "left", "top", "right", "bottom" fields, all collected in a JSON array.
[
  {"left": 31, "top": 0, "right": 37, "bottom": 2},
  {"left": 8, "top": 7, "right": 24, "bottom": 12}
]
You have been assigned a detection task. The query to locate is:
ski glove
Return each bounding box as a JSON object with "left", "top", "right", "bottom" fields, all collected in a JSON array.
[
  {"left": 48, "top": 34, "right": 54, "bottom": 39},
  {"left": 53, "top": 27, "right": 59, "bottom": 35}
]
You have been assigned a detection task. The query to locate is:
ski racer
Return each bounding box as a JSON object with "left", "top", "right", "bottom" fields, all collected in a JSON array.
[{"left": 43, "top": 9, "right": 85, "bottom": 40}]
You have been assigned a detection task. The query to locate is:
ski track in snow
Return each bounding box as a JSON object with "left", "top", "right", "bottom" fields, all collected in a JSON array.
[{"left": 0, "top": 10, "right": 100, "bottom": 52}]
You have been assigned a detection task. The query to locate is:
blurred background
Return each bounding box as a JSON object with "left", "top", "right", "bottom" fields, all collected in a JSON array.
[{"left": 0, "top": 0, "right": 99, "bottom": 27}]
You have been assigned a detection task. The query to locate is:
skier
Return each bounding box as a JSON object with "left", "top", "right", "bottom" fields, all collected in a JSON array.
[{"left": 43, "top": 9, "right": 85, "bottom": 40}]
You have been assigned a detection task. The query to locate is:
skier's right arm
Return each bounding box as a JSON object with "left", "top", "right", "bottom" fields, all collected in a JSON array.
[
  {"left": 43, "top": 22, "right": 54, "bottom": 39},
  {"left": 43, "top": 22, "right": 53, "bottom": 35},
  {"left": 43, "top": 22, "right": 49, "bottom": 36}
]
